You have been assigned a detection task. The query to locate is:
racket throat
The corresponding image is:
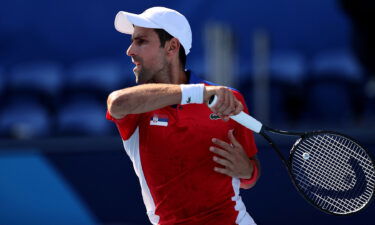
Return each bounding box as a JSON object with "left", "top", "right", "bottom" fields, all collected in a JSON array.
[{"left": 260, "top": 131, "right": 288, "bottom": 166}]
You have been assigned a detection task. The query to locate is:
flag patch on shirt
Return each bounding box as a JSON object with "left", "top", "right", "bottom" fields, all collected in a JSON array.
[{"left": 150, "top": 114, "right": 169, "bottom": 127}]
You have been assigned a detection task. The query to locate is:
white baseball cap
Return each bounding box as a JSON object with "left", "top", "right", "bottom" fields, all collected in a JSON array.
[{"left": 114, "top": 7, "right": 192, "bottom": 55}]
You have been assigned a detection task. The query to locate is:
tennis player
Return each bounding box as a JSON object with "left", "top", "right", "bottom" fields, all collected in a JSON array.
[{"left": 107, "top": 7, "right": 260, "bottom": 225}]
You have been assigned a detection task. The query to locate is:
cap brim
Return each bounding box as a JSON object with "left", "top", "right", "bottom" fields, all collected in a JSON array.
[{"left": 114, "top": 11, "right": 161, "bottom": 34}]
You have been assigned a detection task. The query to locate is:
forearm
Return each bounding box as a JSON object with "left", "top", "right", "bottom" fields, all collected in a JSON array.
[
  {"left": 107, "top": 83, "right": 182, "bottom": 119},
  {"left": 107, "top": 83, "right": 236, "bottom": 119}
]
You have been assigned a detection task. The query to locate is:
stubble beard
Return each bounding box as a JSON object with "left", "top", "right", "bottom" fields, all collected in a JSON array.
[
  {"left": 135, "top": 60, "right": 171, "bottom": 84},
  {"left": 134, "top": 66, "right": 153, "bottom": 84}
]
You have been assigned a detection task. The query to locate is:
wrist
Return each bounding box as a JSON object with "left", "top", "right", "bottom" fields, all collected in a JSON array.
[
  {"left": 180, "top": 84, "right": 205, "bottom": 105},
  {"left": 240, "top": 159, "right": 258, "bottom": 185},
  {"left": 203, "top": 86, "right": 216, "bottom": 103}
]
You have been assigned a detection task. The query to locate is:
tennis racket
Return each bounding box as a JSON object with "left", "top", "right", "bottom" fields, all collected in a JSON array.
[{"left": 209, "top": 95, "right": 375, "bottom": 215}]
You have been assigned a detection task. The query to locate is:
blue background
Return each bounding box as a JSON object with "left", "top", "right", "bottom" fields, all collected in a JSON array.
[{"left": 0, "top": 0, "right": 374, "bottom": 224}]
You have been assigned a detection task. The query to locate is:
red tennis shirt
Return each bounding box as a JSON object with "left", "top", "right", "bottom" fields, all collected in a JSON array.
[{"left": 107, "top": 72, "right": 258, "bottom": 225}]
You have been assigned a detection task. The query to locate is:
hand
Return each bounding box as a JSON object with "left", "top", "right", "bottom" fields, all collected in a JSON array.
[
  {"left": 204, "top": 86, "right": 243, "bottom": 121},
  {"left": 210, "top": 129, "right": 253, "bottom": 179}
]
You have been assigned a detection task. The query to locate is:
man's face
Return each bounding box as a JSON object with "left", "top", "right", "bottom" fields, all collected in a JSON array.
[{"left": 126, "top": 26, "right": 169, "bottom": 84}]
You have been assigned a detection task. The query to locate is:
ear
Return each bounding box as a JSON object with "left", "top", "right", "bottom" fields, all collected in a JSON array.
[{"left": 165, "top": 38, "right": 180, "bottom": 57}]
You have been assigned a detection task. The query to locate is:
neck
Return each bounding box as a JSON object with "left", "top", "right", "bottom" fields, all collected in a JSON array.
[
  {"left": 170, "top": 67, "right": 187, "bottom": 84},
  {"left": 169, "top": 58, "right": 187, "bottom": 84},
  {"left": 153, "top": 62, "right": 187, "bottom": 84}
]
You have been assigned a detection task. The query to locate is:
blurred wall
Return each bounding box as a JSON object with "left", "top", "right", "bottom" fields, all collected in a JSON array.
[
  {"left": 1, "top": 1, "right": 374, "bottom": 225},
  {"left": 0, "top": 0, "right": 350, "bottom": 64}
]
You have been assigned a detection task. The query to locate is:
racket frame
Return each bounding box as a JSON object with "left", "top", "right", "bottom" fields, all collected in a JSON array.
[{"left": 260, "top": 127, "right": 375, "bottom": 216}]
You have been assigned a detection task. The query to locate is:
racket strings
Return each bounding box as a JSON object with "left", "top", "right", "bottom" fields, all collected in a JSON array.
[
  {"left": 322, "top": 135, "right": 375, "bottom": 193},
  {"left": 317, "top": 135, "right": 374, "bottom": 209},
  {"left": 325, "top": 135, "right": 374, "bottom": 173},
  {"left": 309, "top": 136, "right": 368, "bottom": 212},
  {"left": 298, "top": 136, "right": 354, "bottom": 190},
  {"left": 291, "top": 133, "right": 375, "bottom": 214},
  {"left": 324, "top": 136, "right": 375, "bottom": 197},
  {"left": 310, "top": 135, "right": 374, "bottom": 212},
  {"left": 312, "top": 136, "right": 358, "bottom": 189},
  {"left": 295, "top": 137, "right": 358, "bottom": 212}
]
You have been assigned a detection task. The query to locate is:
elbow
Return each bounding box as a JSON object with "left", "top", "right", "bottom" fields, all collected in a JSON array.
[{"left": 107, "top": 91, "right": 129, "bottom": 119}]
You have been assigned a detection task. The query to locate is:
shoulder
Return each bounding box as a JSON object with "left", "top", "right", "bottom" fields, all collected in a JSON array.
[
  {"left": 188, "top": 70, "right": 243, "bottom": 95},
  {"left": 188, "top": 70, "right": 247, "bottom": 106}
]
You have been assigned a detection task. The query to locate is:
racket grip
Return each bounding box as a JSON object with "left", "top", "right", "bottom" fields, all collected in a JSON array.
[
  {"left": 231, "top": 112, "right": 263, "bottom": 133},
  {"left": 208, "top": 95, "right": 263, "bottom": 133}
]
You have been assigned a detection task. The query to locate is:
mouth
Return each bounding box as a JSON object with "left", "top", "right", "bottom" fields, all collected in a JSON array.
[
  {"left": 132, "top": 60, "right": 141, "bottom": 71},
  {"left": 132, "top": 58, "right": 141, "bottom": 65}
]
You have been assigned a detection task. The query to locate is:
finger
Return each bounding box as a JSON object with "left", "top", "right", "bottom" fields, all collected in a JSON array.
[
  {"left": 210, "top": 146, "right": 234, "bottom": 161},
  {"left": 212, "top": 138, "right": 232, "bottom": 150},
  {"left": 217, "top": 113, "right": 228, "bottom": 121},
  {"left": 233, "top": 100, "right": 243, "bottom": 115},
  {"left": 222, "top": 92, "right": 234, "bottom": 116},
  {"left": 228, "top": 129, "right": 242, "bottom": 148},
  {"left": 213, "top": 167, "right": 233, "bottom": 177},
  {"left": 217, "top": 90, "right": 229, "bottom": 115},
  {"left": 213, "top": 156, "right": 233, "bottom": 168},
  {"left": 227, "top": 93, "right": 236, "bottom": 116},
  {"left": 211, "top": 94, "right": 223, "bottom": 114},
  {"left": 221, "top": 115, "right": 230, "bottom": 122}
]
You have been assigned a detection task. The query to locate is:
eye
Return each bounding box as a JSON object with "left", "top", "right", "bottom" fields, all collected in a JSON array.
[{"left": 136, "top": 39, "right": 146, "bottom": 45}]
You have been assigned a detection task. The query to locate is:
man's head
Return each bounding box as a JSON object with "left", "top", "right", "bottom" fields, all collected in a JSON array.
[{"left": 114, "top": 7, "right": 191, "bottom": 84}]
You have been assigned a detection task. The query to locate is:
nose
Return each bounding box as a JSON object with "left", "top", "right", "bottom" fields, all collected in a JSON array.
[{"left": 126, "top": 43, "right": 136, "bottom": 57}]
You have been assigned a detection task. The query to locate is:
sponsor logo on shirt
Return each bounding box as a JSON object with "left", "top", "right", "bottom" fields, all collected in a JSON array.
[
  {"left": 209, "top": 113, "right": 221, "bottom": 120},
  {"left": 150, "top": 114, "right": 169, "bottom": 126}
]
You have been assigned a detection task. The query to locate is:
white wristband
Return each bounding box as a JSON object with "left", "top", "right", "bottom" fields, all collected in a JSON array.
[{"left": 180, "top": 84, "right": 205, "bottom": 105}]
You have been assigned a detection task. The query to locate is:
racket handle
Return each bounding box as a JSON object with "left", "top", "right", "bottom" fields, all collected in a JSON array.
[{"left": 208, "top": 95, "right": 263, "bottom": 133}]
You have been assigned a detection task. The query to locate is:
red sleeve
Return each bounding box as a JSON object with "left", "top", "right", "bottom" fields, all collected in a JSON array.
[{"left": 106, "top": 111, "right": 141, "bottom": 140}]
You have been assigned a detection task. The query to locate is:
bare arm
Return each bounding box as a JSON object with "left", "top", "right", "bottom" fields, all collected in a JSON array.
[
  {"left": 107, "top": 83, "right": 242, "bottom": 119},
  {"left": 107, "top": 83, "right": 182, "bottom": 119}
]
